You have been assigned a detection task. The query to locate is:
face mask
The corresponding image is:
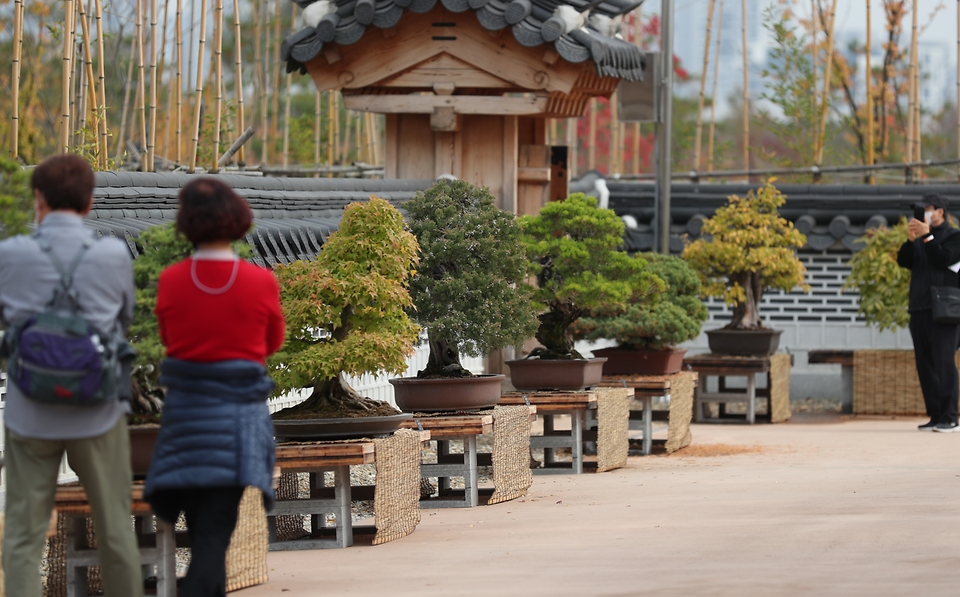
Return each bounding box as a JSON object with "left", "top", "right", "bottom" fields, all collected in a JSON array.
[{"left": 925, "top": 211, "right": 933, "bottom": 225}]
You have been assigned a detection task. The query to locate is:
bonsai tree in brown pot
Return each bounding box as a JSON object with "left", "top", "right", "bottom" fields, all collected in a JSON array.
[
  {"left": 574, "top": 253, "right": 708, "bottom": 375},
  {"left": 511, "top": 193, "right": 657, "bottom": 390},
  {"left": 681, "top": 181, "right": 809, "bottom": 355},
  {"left": 270, "top": 196, "right": 421, "bottom": 436},
  {"left": 390, "top": 179, "right": 539, "bottom": 411}
]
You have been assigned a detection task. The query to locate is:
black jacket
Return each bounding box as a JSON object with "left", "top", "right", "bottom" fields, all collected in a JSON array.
[{"left": 897, "top": 223, "right": 960, "bottom": 311}]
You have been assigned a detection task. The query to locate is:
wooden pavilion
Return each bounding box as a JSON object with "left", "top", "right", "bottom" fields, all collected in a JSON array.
[{"left": 282, "top": 0, "right": 646, "bottom": 214}]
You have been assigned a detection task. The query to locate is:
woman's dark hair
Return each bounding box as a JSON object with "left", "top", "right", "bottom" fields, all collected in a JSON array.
[
  {"left": 31, "top": 154, "right": 95, "bottom": 213},
  {"left": 176, "top": 178, "right": 252, "bottom": 244}
]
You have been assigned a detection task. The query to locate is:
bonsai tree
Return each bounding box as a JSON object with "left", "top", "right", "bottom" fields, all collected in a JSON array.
[
  {"left": 843, "top": 218, "right": 910, "bottom": 332},
  {"left": 404, "top": 180, "right": 538, "bottom": 378},
  {"left": 681, "top": 181, "right": 809, "bottom": 330},
  {"left": 129, "top": 222, "right": 253, "bottom": 422},
  {"left": 271, "top": 196, "right": 420, "bottom": 418},
  {"left": 0, "top": 157, "right": 32, "bottom": 240},
  {"left": 519, "top": 193, "right": 658, "bottom": 359},
  {"left": 574, "top": 253, "right": 707, "bottom": 351}
]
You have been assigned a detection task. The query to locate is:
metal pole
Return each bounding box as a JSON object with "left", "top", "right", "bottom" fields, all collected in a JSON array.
[{"left": 655, "top": 0, "right": 674, "bottom": 254}]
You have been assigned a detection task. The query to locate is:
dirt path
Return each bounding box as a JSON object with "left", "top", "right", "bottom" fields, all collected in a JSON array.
[{"left": 236, "top": 415, "right": 960, "bottom": 597}]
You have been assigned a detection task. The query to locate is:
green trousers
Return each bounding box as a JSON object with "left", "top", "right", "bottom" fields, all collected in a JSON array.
[{"left": 3, "top": 418, "right": 145, "bottom": 597}]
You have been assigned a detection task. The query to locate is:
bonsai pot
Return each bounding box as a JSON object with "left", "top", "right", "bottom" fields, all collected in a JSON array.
[
  {"left": 273, "top": 414, "right": 413, "bottom": 441},
  {"left": 128, "top": 423, "right": 160, "bottom": 477},
  {"left": 705, "top": 328, "right": 783, "bottom": 356},
  {"left": 592, "top": 347, "right": 688, "bottom": 376},
  {"left": 389, "top": 374, "right": 505, "bottom": 412},
  {"left": 505, "top": 357, "right": 607, "bottom": 391}
]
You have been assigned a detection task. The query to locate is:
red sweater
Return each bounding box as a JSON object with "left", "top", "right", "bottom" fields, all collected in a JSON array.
[{"left": 156, "top": 258, "right": 285, "bottom": 364}]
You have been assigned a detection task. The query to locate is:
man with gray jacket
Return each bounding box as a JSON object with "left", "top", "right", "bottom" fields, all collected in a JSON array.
[{"left": 0, "top": 155, "right": 143, "bottom": 597}]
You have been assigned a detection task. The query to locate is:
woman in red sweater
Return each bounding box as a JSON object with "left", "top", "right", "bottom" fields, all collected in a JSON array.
[{"left": 147, "top": 178, "right": 284, "bottom": 597}]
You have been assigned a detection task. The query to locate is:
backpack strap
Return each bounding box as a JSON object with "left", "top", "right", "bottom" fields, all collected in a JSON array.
[{"left": 33, "top": 232, "right": 97, "bottom": 311}]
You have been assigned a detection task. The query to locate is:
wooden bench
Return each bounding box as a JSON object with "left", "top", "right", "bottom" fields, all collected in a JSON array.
[
  {"left": 400, "top": 407, "right": 536, "bottom": 507},
  {"left": 54, "top": 483, "right": 183, "bottom": 597},
  {"left": 684, "top": 354, "right": 792, "bottom": 424},
  {"left": 598, "top": 370, "right": 697, "bottom": 454},
  {"left": 271, "top": 433, "right": 428, "bottom": 550},
  {"left": 808, "top": 349, "right": 853, "bottom": 414},
  {"left": 500, "top": 391, "right": 597, "bottom": 474}
]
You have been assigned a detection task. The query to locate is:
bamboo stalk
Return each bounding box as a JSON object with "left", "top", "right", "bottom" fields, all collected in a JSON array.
[
  {"left": 327, "top": 91, "right": 334, "bottom": 171},
  {"left": 333, "top": 92, "right": 340, "bottom": 164},
  {"left": 911, "top": 0, "right": 921, "bottom": 166},
  {"left": 187, "top": 0, "right": 195, "bottom": 101},
  {"left": 94, "top": 0, "right": 108, "bottom": 168},
  {"left": 811, "top": 0, "right": 818, "bottom": 158},
  {"left": 158, "top": 0, "right": 171, "bottom": 159},
  {"left": 282, "top": 2, "right": 294, "bottom": 168},
  {"left": 11, "top": 0, "right": 24, "bottom": 159},
  {"left": 694, "top": 0, "right": 716, "bottom": 171},
  {"left": 314, "top": 89, "right": 322, "bottom": 174},
  {"left": 59, "top": 0, "right": 76, "bottom": 153},
  {"left": 116, "top": 34, "right": 137, "bottom": 158},
  {"left": 232, "top": 0, "right": 246, "bottom": 165},
  {"left": 707, "top": 0, "right": 725, "bottom": 172},
  {"left": 78, "top": 0, "right": 99, "bottom": 159},
  {"left": 907, "top": 0, "right": 918, "bottom": 164},
  {"left": 866, "top": 0, "right": 875, "bottom": 183},
  {"left": 73, "top": 31, "right": 84, "bottom": 151},
  {"left": 741, "top": 0, "right": 749, "bottom": 173},
  {"left": 256, "top": 0, "right": 267, "bottom": 165},
  {"left": 188, "top": 0, "right": 208, "bottom": 172},
  {"left": 212, "top": 0, "right": 223, "bottom": 172},
  {"left": 814, "top": 0, "right": 838, "bottom": 170},
  {"left": 136, "top": 0, "right": 147, "bottom": 168},
  {"left": 147, "top": 0, "right": 158, "bottom": 171},
  {"left": 175, "top": 0, "right": 183, "bottom": 164},
  {"left": 270, "top": 0, "right": 282, "bottom": 163},
  {"left": 632, "top": 7, "right": 641, "bottom": 174}
]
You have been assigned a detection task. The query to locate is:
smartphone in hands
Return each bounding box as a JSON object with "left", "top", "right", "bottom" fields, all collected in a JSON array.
[{"left": 914, "top": 206, "right": 927, "bottom": 222}]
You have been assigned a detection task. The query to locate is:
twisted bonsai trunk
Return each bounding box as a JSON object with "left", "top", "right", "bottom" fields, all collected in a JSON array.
[
  {"left": 533, "top": 302, "right": 584, "bottom": 359},
  {"left": 417, "top": 336, "right": 472, "bottom": 378},
  {"left": 274, "top": 373, "right": 395, "bottom": 419},
  {"left": 727, "top": 271, "right": 766, "bottom": 330}
]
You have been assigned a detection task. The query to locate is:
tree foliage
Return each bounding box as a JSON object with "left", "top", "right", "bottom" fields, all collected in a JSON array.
[
  {"left": 271, "top": 197, "right": 420, "bottom": 415},
  {"left": 404, "top": 180, "right": 537, "bottom": 377},
  {"left": 520, "top": 194, "right": 658, "bottom": 358},
  {"left": 0, "top": 157, "right": 33, "bottom": 240},
  {"left": 681, "top": 181, "right": 808, "bottom": 330},
  {"left": 575, "top": 253, "right": 706, "bottom": 351},
  {"left": 843, "top": 218, "right": 910, "bottom": 332}
]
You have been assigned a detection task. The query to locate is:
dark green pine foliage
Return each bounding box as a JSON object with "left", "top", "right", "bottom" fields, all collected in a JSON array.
[
  {"left": 520, "top": 193, "right": 659, "bottom": 359},
  {"left": 575, "top": 253, "right": 707, "bottom": 351},
  {"left": 0, "top": 157, "right": 33, "bottom": 240},
  {"left": 405, "top": 180, "right": 538, "bottom": 378}
]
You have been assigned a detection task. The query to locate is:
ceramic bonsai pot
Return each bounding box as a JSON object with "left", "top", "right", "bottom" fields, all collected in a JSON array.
[
  {"left": 592, "top": 347, "right": 688, "bottom": 376},
  {"left": 389, "top": 374, "right": 505, "bottom": 412},
  {"left": 505, "top": 357, "right": 607, "bottom": 391},
  {"left": 273, "top": 414, "right": 413, "bottom": 441},
  {"left": 705, "top": 328, "right": 782, "bottom": 356},
  {"left": 128, "top": 423, "right": 160, "bottom": 477}
]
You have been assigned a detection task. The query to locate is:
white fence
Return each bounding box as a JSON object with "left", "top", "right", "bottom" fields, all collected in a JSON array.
[{"left": 0, "top": 343, "right": 485, "bottom": 486}]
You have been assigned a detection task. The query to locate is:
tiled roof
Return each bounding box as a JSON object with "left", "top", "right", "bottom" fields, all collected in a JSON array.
[
  {"left": 86, "top": 172, "right": 432, "bottom": 266},
  {"left": 283, "top": 0, "right": 646, "bottom": 81},
  {"left": 593, "top": 179, "right": 955, "bottom": 254}
]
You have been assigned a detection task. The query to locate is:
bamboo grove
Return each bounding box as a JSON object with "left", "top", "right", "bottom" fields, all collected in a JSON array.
[{"left": 1, "top": 0, "right": 958, "bottom": 182}]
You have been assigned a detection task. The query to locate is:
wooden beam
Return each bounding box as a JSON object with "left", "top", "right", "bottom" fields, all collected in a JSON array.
[
  {"left": 343, "top": 94, "right": 548, "bottom": 114},
  {"left": 517, "top": 166, "right": 551, "bottom": 182}
]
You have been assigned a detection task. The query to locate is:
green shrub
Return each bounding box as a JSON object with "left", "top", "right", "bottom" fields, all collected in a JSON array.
[
  {"left": 576, "top": 253, "right": 707, "bottom": 351},
  {"left": 0, "top": 157, "right": 33, "bottom": 240},
  {"left": 843, "top": 218, "right": 910, "bottom": 332},
  {"left": 404, "top": 180, "right": 538, "bottom": 377}
]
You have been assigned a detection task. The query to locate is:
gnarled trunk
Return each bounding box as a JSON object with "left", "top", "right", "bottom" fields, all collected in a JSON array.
[
  {"left": 534, "top": 302, "right": 584, "bottom": 359},
  {"left": 275, "top": 373, "right": 392, "bottom": 419},
  {"left": 728, "top": 271, "right": 765, "bottom": 330},
  {"left": 418, "top": 336, "right": 471, "bottom": 378}
]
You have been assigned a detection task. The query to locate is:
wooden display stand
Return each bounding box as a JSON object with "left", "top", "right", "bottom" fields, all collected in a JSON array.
[
  {"left": 500, "top": 391, "right": 597, "bottom": 474},
  {"left": 599, "top": 370, "right": 698, "bottom": 454},
  {"left": 271, "top": 434, "right": 428, "bottom": 550},
  {"left": 54, "top": 483, "right": 182, "bottom": 597},
  {"left": 685, "top": 354, "right": 792, "bottom": 424}
]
